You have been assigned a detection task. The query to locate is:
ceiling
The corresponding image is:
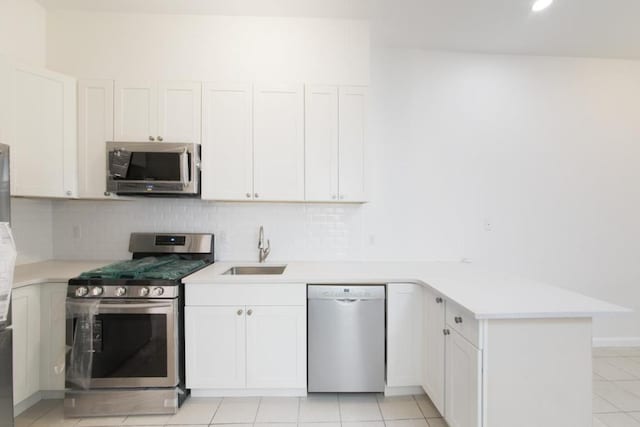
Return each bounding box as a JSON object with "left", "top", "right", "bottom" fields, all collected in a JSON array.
[{"left": 37, "top": 0, "right": 640, "bottom": 59}]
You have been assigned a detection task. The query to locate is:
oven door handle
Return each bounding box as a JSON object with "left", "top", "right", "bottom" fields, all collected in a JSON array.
[{"left": 94, "top": 301, "right": 176, "bottom": 314}]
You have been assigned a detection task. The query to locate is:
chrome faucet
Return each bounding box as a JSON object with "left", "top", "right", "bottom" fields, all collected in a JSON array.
[{"left": 258, "top": 225, "right": 271, "bottom": 263}]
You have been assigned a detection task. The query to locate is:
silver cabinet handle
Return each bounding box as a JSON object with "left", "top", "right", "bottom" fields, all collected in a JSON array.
[
  {"left": 65, "top": 190, "right": 72, "bottom": 196},
  {"left": 443, "top": 329, "right": 451, "bottom": 336},
  {"left": 332, "top": 195, "right": 337, "bottom": 200},
  {"left": 247, "top": 309, "right": 253, "bottom": 316},
  {"left": 104, "top": 191, "right": 111, "bottom": 197},
  {"left": 254, "top": 193, "right": 259, "bottom": 199},
  {"left": 157, "top": 136, "right": 163, "bottom": 142},
  {"left": 436, "top": 297, "right": 443, "bottom": 304},
  {"left": 454, "top": 316, "right": 463, "bottom": 324},
  {"left": 339, "top": 195, "right": 345, "bottom": 200},
  {"left": 237, "top": 309, "right": 243, "bottom": 316},
  {"left": 149, "top": 136, "right": 155, "bottom": 141},
  {"left": 246, "top": 193, "right": 251, "bottom": 199}
]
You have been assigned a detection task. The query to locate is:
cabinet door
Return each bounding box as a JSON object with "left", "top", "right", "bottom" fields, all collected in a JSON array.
[
  {"left": 12, "top": 285, "right": 41, "bottom": 404},
  {"left": 201, "top": 83, "right": 253, "bottom": 201},
  {"left": 77, "top": 80, "right": 114, "bottom": 199},
  {"left": 158, "top": 81, "right": 201, "bottom": 144},
  {"left": 185, "top": 306, "right": 246, "bottom": 389},
  {"left": 423, "top": 291, "right": 446, "bottom": 415},
  {"left": 12, "top": 65, "right": 77, "bottom": 198},
  {"left": 338, "top": 86, "right": 367, "bottom": 202},
  {"left": 246, "top": 306, "right": 306, "bottom": 389},
  {"left": 305, "top": 85, "right": 339, "bottom": 202},
  {"left": 114, "top": 81, "right": 157, "bottom": 142},
  {"left": 445, "top": 329, "right": 482, "bottom": 427},
  {"left": 387, "top": 283, "right": 423, "bottom": 387},
  {"left": 253, "top": 85, "right": 304, "bottom": 201},
  {"left": 39, "top": 283, "right": 67, "bottom": 392}
]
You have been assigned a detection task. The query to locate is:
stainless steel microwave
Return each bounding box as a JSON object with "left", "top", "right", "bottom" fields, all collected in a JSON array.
[{"left": 106, "top": 142, "right": 200, "bottom": 196}]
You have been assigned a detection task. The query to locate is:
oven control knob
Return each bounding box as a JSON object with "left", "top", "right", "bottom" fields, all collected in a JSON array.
[
  {"left": 91, "top": 286, "right": 104, "bottom": 297},
  {"left": 115, "top": 286, "right": 127, "bottom": 297},
  {"left": 151, "top": 287, "right": 164, "bottom": 297},
  {"left": 75, "top": 286, "right": 89, "bottom": 297},
  {"left": 139, "top": 287, "right": 150, "bottom": 297}
]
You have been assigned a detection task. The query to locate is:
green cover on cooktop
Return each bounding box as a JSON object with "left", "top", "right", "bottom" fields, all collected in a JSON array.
[{"left": 78, "top": 255, "right": 205, "bottom": 280}]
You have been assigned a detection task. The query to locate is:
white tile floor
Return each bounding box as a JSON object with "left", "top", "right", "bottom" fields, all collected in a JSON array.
[
  {"left": 15, "top": 347, "right": 640, "bottom": 427},
  {"left": 15, "top": 394, "right": 445, "bottom": 427}
]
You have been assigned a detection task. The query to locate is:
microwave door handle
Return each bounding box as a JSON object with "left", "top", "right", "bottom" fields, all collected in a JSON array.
[{"left": 180, "top": 149, "right": 189, "bottom": 187}]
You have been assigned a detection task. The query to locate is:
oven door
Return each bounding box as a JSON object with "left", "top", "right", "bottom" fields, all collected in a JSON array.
[{"left": 67, "top": 298, "right": 178, "bottom": 389}]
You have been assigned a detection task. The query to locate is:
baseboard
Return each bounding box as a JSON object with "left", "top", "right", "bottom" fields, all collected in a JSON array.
[
  {"left": 41, "top": 390, "right": 65, "bottom": 399},
  {"left": 191, "top": 388, "right": 307, "bottom": 397},
  {"left": 384, "top": 385, "right": 425, "bottom": 396},
  {"left": 593, "top": 337, "right": 640, "bottom": 347},
  {"left": 13, "top": 392, "right": 42, "bottom": 417}
]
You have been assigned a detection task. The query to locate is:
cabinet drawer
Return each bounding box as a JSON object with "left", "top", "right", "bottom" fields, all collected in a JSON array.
[
  {"left": 186, "top": 283, "right": 306, "bottom": 306},
  {"left": 446, "top": 302, "right": 481, "bottom": 348}
]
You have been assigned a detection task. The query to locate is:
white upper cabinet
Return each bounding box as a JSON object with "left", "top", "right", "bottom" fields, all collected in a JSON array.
[
  {"left": 253, "top": 84, "right": 305, "bottom": 201},
  {"left": 77, "top": 80, "right": 114, "bottom": 199},
  {"left": 304, "top": 85, "right": 339, "bottom": 202},
  {"left": 201, "top": 83, "right": 253, "bottom": 201},
  {"left": 11, "top": 64, "right": 77, "bottom": 198},
  {"left": 338, "top": 86, "right": 367, "bottom": 202},
  {"left": 304, "top": 85, "right": 367, "bottom": 203},
  {"left": 387, "top": 283, "right": 423, "bottom": 387},
  {"left": 114, "top": 81, "right": 157, "bottom": 142},
  {"left": 114, "top": 80, "right": 201, "bottom": 143},
  {"left": 158, "top": 81, "right": 202, "bottom": 144}
]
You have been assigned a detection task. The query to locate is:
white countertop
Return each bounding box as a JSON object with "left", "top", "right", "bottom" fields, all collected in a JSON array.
[
  {"left": 13, "top": 260, "right": 113, "bottom": 289},
  {"left": 184, "top": 261, "right": 631, "bottom": 320}
]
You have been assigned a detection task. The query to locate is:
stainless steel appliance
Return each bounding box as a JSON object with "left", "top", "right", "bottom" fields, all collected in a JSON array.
[
  {"left": 64, "top": 233, "right": 214, "bottom": 417},
  {"left": 0, "top": 143, "right": 13, "bottom": 427},
  {"left": 106, "top": 142, "right": 200, "bottom": 196},
  {"left": 307, "top": 285, "right": 386, "bottom": 392}
]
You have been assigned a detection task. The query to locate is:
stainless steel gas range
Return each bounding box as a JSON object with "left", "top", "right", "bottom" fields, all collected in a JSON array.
[{"left": 64, "top": 233, "right": 214, "bottom": 418}]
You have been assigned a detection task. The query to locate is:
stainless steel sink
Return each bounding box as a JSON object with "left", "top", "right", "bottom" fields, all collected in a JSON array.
[{"left": 222, "top": 265, "right": 287, "bottom": 275}]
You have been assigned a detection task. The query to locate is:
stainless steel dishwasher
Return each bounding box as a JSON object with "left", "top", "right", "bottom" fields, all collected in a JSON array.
[{"left": 307, "top": 285, "right": 386, "bottom": 392}]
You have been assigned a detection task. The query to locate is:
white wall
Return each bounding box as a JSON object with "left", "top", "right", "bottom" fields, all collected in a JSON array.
[
  {"left": 46, "top": 10, "right": 369, "bottom": 84},
  {"left": 12, "top": 199, "right": 54, "bottom": 264},
  {"left": 365, "top": 48, "right": 640, "bottom": 342},
  {"left": 0, "top": 0, "right": 47, "bottom": 67}
]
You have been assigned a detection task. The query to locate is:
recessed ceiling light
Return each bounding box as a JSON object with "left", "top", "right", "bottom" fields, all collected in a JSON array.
[{"left": 532, "top": 0, "right": 554, "bottom": 12}]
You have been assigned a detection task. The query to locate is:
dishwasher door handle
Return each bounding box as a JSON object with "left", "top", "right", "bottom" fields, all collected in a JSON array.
[{"left": 335, "top": 298, "right": 359, "bottom": 303}]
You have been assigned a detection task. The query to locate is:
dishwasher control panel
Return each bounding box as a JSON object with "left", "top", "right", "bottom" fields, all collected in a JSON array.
[{"left": 307, "top": 285, "right": 386, "bottom": 300}]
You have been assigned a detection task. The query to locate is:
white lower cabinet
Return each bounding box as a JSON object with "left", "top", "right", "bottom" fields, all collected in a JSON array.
[
  {"left": 185, "top": 284, "right": 306, "bottom": 393},
  {"left": 245, "top": 306, "right": 306, "bottom": 388},
  {"left": 387, "top": 283, "right": 423, "bottom": 387},
  {"left": 445, "top": 329, "right": 482, "bottom": 427},
  {"left": 422, "top": 288, "right": 446, "bottom": 415},
  {"left": 11, "top": 285, "right": 41, "bottom": 405},
  {"left": 185, "top": 306, "right": 246, "bottom": 389}
]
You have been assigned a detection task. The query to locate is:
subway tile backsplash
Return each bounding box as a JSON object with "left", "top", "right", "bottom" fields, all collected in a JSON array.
[{"left": 52, "top": 199, "right": 365, "bottom": 262}]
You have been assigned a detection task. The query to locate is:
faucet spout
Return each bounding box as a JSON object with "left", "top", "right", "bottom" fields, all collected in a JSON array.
[{"left": 258, "top": 225, "right": 271, "bottom": 263}]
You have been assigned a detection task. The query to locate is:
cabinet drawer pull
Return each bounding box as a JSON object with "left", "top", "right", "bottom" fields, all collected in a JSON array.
[
  {"left": 443, "top": 329, "right": 451, "bottom": 336},
  {"left": 247, "top": 309, "right": 253, "bottom": 316},
  {"left": 157, "top": 136, "right": 163, "bottom": 142},
  {"left": 149, "top": 136, "right": 155, "bottom": 142},
  {"left": 436, "top": 297, "right": 443, "bottom": 304},
  {"left": 237, "top": 309, "right": 243, "bottom": 316},
  {"left": 454, "top": 316, "right": 463, "bottom": 324},
  {"left": 246, "top": 193, "right": 251, "bottom": 199}
]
